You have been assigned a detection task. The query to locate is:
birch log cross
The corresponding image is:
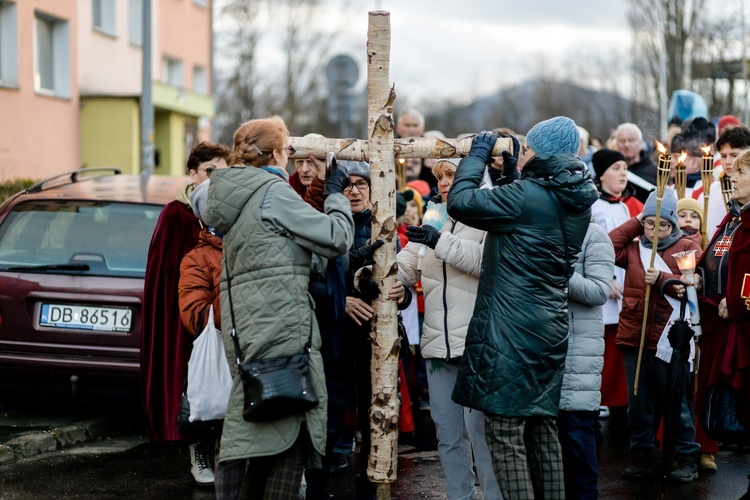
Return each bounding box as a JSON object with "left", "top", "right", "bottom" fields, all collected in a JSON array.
[{"left": 287, "top": 11, "right": 512, "bottom": 498}]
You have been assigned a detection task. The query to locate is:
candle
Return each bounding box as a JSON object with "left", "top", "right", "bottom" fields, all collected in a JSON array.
[{"left": 655, "top": 141, "right": 672, "bottom": 196}]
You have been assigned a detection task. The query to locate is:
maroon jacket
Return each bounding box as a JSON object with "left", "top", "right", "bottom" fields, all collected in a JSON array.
[
  {"left": 609, "top": 217, "right": 701, "bottom": 350},
  {"left": 141, "top": 199, "right": 200, "bottom": 442},
  {"left": 696, "top": 209, "right": 750, "bottom": 429}
]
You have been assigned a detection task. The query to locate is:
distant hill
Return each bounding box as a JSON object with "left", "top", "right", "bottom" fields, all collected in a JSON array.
[{"left": 424, "top": 80, "right": 660, "bottom": 144}]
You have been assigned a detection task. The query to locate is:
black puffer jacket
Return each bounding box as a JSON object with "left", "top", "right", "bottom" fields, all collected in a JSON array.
[{"left": 447, "top": 153, "right": 598, "bottom": 417}]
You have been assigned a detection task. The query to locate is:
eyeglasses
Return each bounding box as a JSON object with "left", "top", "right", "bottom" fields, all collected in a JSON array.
[
  {"left": 199, "top": 164, "right": 218, "bottom": 177},
  {"left": 344, "top": 180, "right": 370, "bottom": 193},
  {"left": 249, "top": 143, "right": 296, "bottom": 156},
  {"left": 643, "top": 219, "right": 671, "bottom": 230}
]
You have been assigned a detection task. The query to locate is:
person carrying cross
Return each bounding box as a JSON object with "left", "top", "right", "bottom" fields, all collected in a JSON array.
[{"left": 448, "top": 117, "right": 598, "bottom": 499}]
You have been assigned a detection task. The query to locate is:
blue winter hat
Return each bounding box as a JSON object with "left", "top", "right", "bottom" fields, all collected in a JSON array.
[
  {"left": 642, "top": 189, "right": 679, "bottom": 229},
  {"left": 526, "top": 116, "right": 580, "bottom": 156}
]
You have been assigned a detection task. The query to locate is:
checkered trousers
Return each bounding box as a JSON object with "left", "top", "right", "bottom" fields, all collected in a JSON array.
[
  {"left": 485, "top": 414, "right": 565, "bottom": 500},
  {"left": 215, "top": 425, "right": 310, "bottom": 500}
]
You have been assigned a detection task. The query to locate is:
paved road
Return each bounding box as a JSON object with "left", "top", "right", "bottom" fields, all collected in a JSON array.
[{"left": 2, "top": 393, "right": 750, "bottom": 499}]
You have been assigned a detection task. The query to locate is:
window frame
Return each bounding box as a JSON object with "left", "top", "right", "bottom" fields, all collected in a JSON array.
[
  {"left": 92, "top": 0, "right": 116, "bottom": 38},
  {"left": 0, "top": 1, "right": 18, "bottom": 88},
  {"left": 128, "top": 0, "right": 142, "bottom": 47},
  {"left": 33, "top": 11, "right": 70, "bottom": 99},
  {"left": 162, "top": 56, "right": 183, "bottom": 87},
  {"left": 192, "top": 64, "right": 207, "bottom": 93}
]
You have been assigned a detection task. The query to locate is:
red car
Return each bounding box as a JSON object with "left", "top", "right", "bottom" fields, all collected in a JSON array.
[{"left": 0, "top": 169, "right": 189, "bottom": 394}]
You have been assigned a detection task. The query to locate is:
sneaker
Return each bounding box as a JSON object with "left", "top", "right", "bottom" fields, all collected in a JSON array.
[
  {"left": 670, "top": 457, "right": 698, "bottom": 483},
  {"left": 330, "top": 452, "right": 351, "bottom": 475},
  {"left": 599, "top": 406, "right": 610, "bottom": 418},
  {"left": 190, "top": 442, "right": 215, "bottom": 486},
  {"left": 623, "top": 450, "right": 653, "bottom": 479},
  {"left": 698, "top": 453, "right": 717, "bottom": 473}
]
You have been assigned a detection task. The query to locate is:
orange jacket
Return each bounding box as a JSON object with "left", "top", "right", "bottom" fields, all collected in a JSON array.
[{"left": 178, "top": 230, "right": 222, "bottom": 335}]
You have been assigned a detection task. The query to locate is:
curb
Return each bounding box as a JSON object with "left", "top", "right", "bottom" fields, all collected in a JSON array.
[{"left": 0, "top": 417, "right": 119, "bottom": 465}]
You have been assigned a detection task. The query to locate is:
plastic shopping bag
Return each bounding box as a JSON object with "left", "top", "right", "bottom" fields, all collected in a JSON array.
[{"left": 186, "top": 306, "right": 233, "bottom": 421}]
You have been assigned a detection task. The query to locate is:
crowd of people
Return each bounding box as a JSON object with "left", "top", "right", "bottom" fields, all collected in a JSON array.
[{"left": 138, "top": 106, "right": 750, "bottom": 500}]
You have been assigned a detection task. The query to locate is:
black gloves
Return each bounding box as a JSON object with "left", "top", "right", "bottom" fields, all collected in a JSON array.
[
  {"left": 349, "top": 240, "right": 384, "bottom": 270},
  {"left": 358, "top": 267, "right": 380, "bottom": 302},
  {"left": 406, "top": 225, "right": 441, "bottom": 249},
  {"left": 468, "top": 130, "right": 499, "bottom": 165},
  {"left": 501, "top": 134, "right": 520, "bottom": 179},
  {"left": 487, "top": 134, "right": 521, "bottom": 186},
  {"left": 324, "top": 161, "right": 350, "bottom": 198}
]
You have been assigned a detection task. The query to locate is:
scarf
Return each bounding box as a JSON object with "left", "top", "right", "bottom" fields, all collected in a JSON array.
[
  {"left": 177, "top": 183, "right": 195, "bottom": 206},
  {"left": 261, "top": 165, "right": 290, "bottom": 182},
  {"left": 640, "top": 224, "right": 684, "bottom": 251}
]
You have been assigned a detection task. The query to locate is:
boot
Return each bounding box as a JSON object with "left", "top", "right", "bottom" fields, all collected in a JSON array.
[
  {"left": 623, "top": 449, "right": 653, "bottom": 479},
  {"left": 190, "top": 442, "right": 215, "bottom": 486},
  {"left": 698, "top": 453, "right": 717, "bottom": 473},
  {"left": 669, "top": 455, "right": 698, "bottom": 483}
]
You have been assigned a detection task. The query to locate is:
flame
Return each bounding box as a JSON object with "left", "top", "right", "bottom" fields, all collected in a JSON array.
[
  {"left": 656, "top": 141, "right": 667, "bottom": 155},
  {"left": 398, "top": 158, "right": 405, "bottom": 165},
  {"left": 677, "top": 151, "right": 687, "bottom": 164},
  {"left": 701, "top": 145, "right": 712, "bottom": 156}
]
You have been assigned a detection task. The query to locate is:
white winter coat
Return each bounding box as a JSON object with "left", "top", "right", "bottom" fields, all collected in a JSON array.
[
  {"left": 397, "top": 218, "right": 485, "bottom": 360},
  {"left": 559, "top": 222, "right": 615, "bottom": 411}
]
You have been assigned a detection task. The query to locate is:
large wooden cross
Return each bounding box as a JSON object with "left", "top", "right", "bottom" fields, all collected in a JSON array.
[{"left": 287, "top": 11, "right": 512, "bottom": 498}]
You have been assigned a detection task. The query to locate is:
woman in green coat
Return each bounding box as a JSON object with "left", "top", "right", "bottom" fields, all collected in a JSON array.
[
  {"left": 448, "top": 117, "right": 598, "bottom": 500},
  {"left": 205, "top": 116, "right": 354, "bottom": 499}
]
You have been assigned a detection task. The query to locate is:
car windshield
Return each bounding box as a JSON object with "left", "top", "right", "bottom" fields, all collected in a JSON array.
[{"left": 0, "top": 200, "right": 161, "bottom": 278}]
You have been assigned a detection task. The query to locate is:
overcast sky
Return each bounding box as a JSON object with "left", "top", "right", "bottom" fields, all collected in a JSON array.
[{"left": 315, "top": 0, "right": 633, "bottom": 104}]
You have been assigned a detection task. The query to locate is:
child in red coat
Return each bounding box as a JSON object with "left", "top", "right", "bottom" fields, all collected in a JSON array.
[{"left": 609, "top": 189, "right": 702, "bottom": 482}]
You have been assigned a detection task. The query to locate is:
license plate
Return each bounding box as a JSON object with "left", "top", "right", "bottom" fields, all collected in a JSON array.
[{"left": 40, "top": 304, "right": 132, "bottom": 332}]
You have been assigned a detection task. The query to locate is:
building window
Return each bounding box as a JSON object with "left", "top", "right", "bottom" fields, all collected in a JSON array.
[
  {"left": 0, "top": 1, "right": 18, "bottom": 87},
  {"left": 163, "top": 56, "right": 183, "bottom": 87},
  {"left": 193, "top": 65, "right": 207, "bottom": 93},
  {"left": 128, "top": 0, "right": 142, "bottom": 46},
  {"left": 92, "top": 0, "right": 116, "bottom": 37},
  {"left": 34, "top": 12, "right": 70, "bottom": 98}
]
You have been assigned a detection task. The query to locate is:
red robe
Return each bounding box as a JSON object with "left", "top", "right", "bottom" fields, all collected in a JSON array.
[
  {"left": 696, "top": 209, "right": 750, "bottom": 436},
  {"left": 141, "top": 198, "right": 200, "bottom": 441}
]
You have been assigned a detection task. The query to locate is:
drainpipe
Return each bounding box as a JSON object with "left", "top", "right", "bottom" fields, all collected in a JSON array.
[{"left": 140, "top": 0, "right": 154, "bottom": 177}]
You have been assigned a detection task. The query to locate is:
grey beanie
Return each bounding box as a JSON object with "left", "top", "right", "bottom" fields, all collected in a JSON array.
[
  {"left": 190, "top": 179, "right": 210, "bottom": 226},
  {"left": 526, "top": 116, "right": 580, "bottom": 156},
  {"left": 340, "top": 161, "right": 370, "bottom": 183},
  {"left": 642, "top": 189, "right": 679, "bottom": 229}
]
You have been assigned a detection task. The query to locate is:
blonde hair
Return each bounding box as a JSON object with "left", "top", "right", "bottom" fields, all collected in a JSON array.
[
  {"left": 403, "top": 186, "right": 423, "bottom": 215},
  {"left": 734, "top": 148, "right": 750, "bottom": 174},
  {"left": 231, "top": 116, "right": 289, "bottom": 167},
  {"left": 432, "top": 158, "right": 459, "bottom": 179}
]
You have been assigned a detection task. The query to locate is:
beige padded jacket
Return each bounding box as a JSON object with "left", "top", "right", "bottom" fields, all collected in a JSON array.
[{"left": 398, "top": 218, "right": 485, "bottom": 360}]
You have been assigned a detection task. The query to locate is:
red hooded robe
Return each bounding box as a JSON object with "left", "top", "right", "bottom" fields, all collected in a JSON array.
[{"left": 141, "top": 195, "right": 200, "bottom": 441}]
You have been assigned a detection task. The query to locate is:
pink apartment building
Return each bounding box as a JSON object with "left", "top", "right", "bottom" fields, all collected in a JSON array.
[{"left": 0, "top": 0, "right": 215, "bottom": 181}]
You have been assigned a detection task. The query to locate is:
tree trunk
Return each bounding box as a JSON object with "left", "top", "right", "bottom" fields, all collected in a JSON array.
[
  {"left": 366, "top": 10, "right": 398, "bottom": 498},
  {"left": 288, "top": 135, "right": 513, "bottom": 161}
]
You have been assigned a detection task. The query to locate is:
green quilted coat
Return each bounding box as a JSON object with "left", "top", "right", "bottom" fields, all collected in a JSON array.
[
  {"left": 448, "top": 153, "right": 598, "bottom": 417},
  {"left": 205, "top": 166, "right": 353, "bottom": 462}
]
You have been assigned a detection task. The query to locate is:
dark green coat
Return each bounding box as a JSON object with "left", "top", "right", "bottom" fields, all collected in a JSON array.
[{"left": 448, "top": 153, "right": 598, "bottom": 417}]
